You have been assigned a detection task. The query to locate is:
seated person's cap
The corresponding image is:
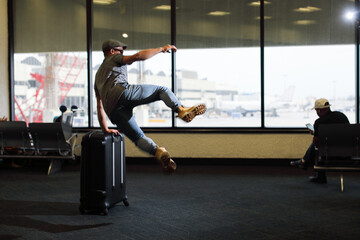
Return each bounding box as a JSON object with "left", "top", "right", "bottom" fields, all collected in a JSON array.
[
  {"left": 312, "top": 98, "right": 331, "bottom": 110},
  {"left": 102, "top": 39, "right": 127, "bottom": 52}
]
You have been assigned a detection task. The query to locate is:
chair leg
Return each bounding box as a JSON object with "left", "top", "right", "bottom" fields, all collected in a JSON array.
[
  {"left": 48, "top": 159, "right": 62, "bottom": 175},
  {"left": 340, "top": 174, "right": 344, "bottom": 192}
]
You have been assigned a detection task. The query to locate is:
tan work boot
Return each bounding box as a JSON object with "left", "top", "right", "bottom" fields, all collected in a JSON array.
[
  {"left": 177, "top": 104, "right": 206, "bottom": 123},
  {"left": 154, "top": 146, "right": 177, "bottom": 173}
]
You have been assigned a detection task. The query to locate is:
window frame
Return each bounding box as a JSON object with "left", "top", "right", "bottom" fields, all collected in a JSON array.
[{"left": 7, "top": 0, "right": 360, "bottom": 132}]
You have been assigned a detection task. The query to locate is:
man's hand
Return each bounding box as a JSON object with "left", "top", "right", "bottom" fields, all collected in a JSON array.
[
  {"left": 161, "top": 44, "right": 177, "bottom": 53},
  {"left": 104, "top": 128, "right": 120, "bottom": 136}
]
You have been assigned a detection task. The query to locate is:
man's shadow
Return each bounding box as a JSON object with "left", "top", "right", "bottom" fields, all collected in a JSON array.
[{"left": 0, "top": 199, "right": 112, "bottom": 234}]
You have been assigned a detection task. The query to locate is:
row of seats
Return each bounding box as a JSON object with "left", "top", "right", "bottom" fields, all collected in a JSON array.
[
  {"left": 0, "top": 111, "right": 78, "bottom": 174},
  {"left": 316, "top": 124, "right": 360, "bottom": 191}
]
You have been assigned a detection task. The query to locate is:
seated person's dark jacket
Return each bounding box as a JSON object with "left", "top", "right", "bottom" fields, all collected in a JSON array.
[
  {"left": 313, "top": 111, "right": 350, "bottom": 165},
  {"left": 313, "top": 111, "right": 350, "bottom": 138}
]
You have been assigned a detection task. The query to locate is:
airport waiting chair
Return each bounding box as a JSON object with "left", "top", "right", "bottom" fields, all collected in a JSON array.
[
  {"left": 29, "top": 122, "right": 76, "bottom": 174},
  {"left": 0, "top": 121, "right": 34, "bottom": 155},
  {"left": 61, "top": 111, "right": 74, "bottom": 141},
  {"left": 29, "top": 122, "right": 74, "bottom": 156},
  {"left": 59, "top": 108, "right": 79, "bottom": 164},
  {"left": 314, "top": 123, "right": 360, "bottom": 192}
]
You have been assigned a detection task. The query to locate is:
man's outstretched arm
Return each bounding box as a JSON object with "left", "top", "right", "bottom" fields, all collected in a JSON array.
[{"left": 122, "top": 44, "right": 177, "bottom": 65}]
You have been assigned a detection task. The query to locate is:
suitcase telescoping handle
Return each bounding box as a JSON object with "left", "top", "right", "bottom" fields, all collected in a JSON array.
[
  {"left": 111, "top": 134, "right": 116, "bottom": 188},
  {"left": 111, "top": 134, "right": 124, "bottom": 189}
]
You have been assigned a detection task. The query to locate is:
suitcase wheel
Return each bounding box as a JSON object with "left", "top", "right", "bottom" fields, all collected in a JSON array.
[
  {"left": 123, "top": 199, "right": 129, "bottom": 207},
  {"left": 102, "top": 208, "right": 109, "bottom": 215}
]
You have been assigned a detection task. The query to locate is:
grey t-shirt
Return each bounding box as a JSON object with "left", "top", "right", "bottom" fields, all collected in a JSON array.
[{"left": 94, "top": 54, "right": 128, "bottom": 116}]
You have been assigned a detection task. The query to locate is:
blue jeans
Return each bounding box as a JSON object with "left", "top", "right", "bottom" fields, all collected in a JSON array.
[
  {"left": 303, "top": 142, "right": 316, "bottom": 165},
  {"left": 110, "top": 84, "right": 181, "bottom": 155}
]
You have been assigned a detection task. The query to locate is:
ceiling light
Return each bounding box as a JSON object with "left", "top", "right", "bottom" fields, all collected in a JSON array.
[
  {"left": 207, "top": 11, "right": 231, "bottom": 16},
  {"left": 294, "top": 6, "right": 321, "bottom": 13},
  {"left": 294, "top": 20, "right": 316, "bottom": 25},
  {"left": 345, "top": 11, "right": 356, "bottom": 20},
  {"left": 153, "top": 5, "right": 171, "bottom": 11},
  {"left": 248, "top": 1, "right": 271, "bottom": 7},
  {"left": 122, "top": 33, "right": 128, "bottom": 38},
  {"left": 255, "top": 16, "right": 272, "bottom": 20},
  {"left": 93, "top": 0, "right": 116, "bottom": 5}
]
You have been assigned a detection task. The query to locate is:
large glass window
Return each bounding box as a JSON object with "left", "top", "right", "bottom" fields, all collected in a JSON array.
[
  {"left": 92, "top": 0, "right": 172, "bottom": 128},
  {"left": 13, "top": 0, "right": 88, "bottom": 126},
  {"left": 176, "top": 0, "right": 261, "bottom": 127},
  {"left": 11, "top": 0, "right": 359, "bottom": 129},
  {"left": 264, "top": 0, "right": 356, "bottom": 127}
]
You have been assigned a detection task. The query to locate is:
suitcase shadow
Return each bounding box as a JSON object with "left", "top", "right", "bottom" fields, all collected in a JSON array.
[{"left": 0, "top": 199, "right": 112, "bottom": 233}]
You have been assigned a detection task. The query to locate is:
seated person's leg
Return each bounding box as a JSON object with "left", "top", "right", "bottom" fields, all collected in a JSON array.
[{"left": 290, "top": 143, "right": 316, "bottom": 170}]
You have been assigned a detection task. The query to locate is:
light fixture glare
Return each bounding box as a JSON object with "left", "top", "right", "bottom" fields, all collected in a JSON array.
[
  {"left": 93, "top": 0, "right": 116, "bottom": 5},
  {"left": 248, "top": 1, "right": 271, "bottom": 7},
  {"left": 255, "top": 16, "right": 272, "bottom": 20},
  {"left": 153, "top": 5, "right": 171, "bottom": 11},
  {"left": 294, "top": 20, "right": 316, "bottom": 25},
  {"left": 207, "top": 11, "right": 231, "bottom": 16},
  {"left": 294, "top": 6, "right": 321, "bottom": 13},
  {"left": 345, "top": 11, "right": 356, "bottom": 20}
]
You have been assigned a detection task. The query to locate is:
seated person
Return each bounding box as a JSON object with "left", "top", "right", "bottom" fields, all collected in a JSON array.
[
  {"left": 53, "top": 105, "right": 68, "bottom": 123},
  {"left": 290, "top": 98, "right": 349, "bottom": 183}
]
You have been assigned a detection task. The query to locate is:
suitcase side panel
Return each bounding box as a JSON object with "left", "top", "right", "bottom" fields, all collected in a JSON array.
[
  {"left": 80, "top": 131, "right": 126, "bottom": 213},
  {"left": 80, "top": 132, "right": 107, "bottom": 207}
]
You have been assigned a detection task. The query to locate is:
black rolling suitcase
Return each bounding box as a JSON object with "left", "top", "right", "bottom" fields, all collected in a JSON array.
[{"left": 79, "top": 131, "right": 129, "bottom": 215}]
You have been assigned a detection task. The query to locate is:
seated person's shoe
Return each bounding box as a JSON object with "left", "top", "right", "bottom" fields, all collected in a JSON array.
[
  {"left": 290, "top": 159, "right": 307, "bottom": 170},
  {"left": 177, "top": 104, "right": 206, "bottom": 123},
  {"left": 155, "top": 146, "right": 176, "bottom": 173},
  {"left": 309, "top": 172, "right": 327, "bottom": 184}
]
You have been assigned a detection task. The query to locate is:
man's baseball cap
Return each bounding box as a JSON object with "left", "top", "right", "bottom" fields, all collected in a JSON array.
[
  {"left": 102, "top": 39, "right": 127, "bottom": 52},
  {"left": 312, "top": 98, "right": 331, "bottom": 110}
]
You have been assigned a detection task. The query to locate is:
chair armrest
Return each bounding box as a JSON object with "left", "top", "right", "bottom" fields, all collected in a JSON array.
[{"left": 66, "top": 133, "right": 78, "bottom": 143}]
